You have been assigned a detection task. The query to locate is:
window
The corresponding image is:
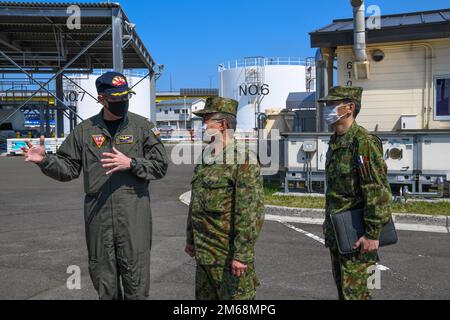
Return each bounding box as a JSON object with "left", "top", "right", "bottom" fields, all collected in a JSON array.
[
  {"left": 164, "top": 110, "right": 169, "bottom": 115},
  {"left": 435, "top": 76, "right": 450, "bottom": 120},
  {"left": 174, "top": 110, "right": 180, "bottom": 114}
]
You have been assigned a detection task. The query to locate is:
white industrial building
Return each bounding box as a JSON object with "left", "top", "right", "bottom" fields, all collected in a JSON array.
[
  {"left": 311, "top": 7, "right": 450, "bottom": 132},
  {"left": 155, "top": 98, "right": 205, "bottom": 130},
  {"left": 335, "top": 42, "right": 450, "bottom": 131},
  {"left": 280, "top": 2, "right": 450, "bottom": 195}
]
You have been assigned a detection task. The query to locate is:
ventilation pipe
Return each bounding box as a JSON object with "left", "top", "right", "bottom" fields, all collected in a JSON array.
[
  {"left": 350, "top": 0, "right": 370, "bottom": 79},
  {"left": 315, "top": 49, "right": 325, "bottom": 133},
  {"left": 400, "top": 177, "right": 445, "bottom": 201}
]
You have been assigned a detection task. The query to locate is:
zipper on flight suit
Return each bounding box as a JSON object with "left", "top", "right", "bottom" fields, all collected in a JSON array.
[{"left": 107, "top": 117, "right": 130, "bottom": 246}]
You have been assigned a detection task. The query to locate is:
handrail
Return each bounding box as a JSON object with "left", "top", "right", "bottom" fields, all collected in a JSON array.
[{"left": 220, "top": 57, "right": 308, "bottom": 70}]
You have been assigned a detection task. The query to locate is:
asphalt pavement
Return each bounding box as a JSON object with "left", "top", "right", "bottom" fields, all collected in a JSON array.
[{"left": 0, "top": 146, "right": 449, "bottom": 300}]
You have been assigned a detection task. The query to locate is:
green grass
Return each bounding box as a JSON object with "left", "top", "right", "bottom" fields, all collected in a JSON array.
[{"left": 264, "top": 186, "right": 450, "bottom": 216}]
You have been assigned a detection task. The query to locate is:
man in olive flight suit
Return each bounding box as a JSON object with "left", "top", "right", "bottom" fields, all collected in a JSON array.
[
  {"left": 319, "top": 86, "right": 392, "bottom": 300},
  {"left": 22, "top": 71, "right": 168, "bottom": 300},
  {"left": 185, "top": 97, "right": 265, "bottom": 300}
]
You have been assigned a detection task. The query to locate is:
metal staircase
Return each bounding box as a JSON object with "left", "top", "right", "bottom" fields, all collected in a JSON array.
[{"left": 244, "top": 57, "right": 266, "bottom": 130}]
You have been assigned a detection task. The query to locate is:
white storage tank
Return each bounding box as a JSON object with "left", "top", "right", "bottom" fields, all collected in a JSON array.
[
  {"left": 63, "top": 71, "right": 152, "bottom": 134},
  {"left": 0, "top": 107, "right": 26, "bottom": 131},
  {"left": 219, "top": 57, "right": 310, "bottom": 132}
]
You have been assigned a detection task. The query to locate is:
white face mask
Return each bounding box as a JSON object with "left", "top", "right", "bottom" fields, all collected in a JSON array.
[
  {"left": 201, "top": 124, "right": 220, "bottom": 143},
  {"left": 201, "top": 119, "right": 225, "bottom": 143},
  {"left": 324, "top": 105, "right": 347, "bottom": 125}
]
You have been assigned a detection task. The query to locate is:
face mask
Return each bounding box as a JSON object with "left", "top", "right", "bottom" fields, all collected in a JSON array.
[
  {"left": 324, "top": 105, "right": 346, "bottom": 125},
  {"left": 107, "top": 100, "right": 129, "bottom": 118},
  {"left": 201, "top": 122, "right": 222, "bottom": 143},
  {"left": 203, "top": 129, "right": 220, "bottom": 144}
]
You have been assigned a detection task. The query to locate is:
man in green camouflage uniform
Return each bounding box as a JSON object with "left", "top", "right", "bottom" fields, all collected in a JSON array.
[
  {"left": 185, "top": 97, "right": 265, "bottom": 300},
  {"left": 22, "top": 72, "right": 169, "bottom": 300},
  {"left": 318, "top": 86, "right": 392, "bottom": 300}
]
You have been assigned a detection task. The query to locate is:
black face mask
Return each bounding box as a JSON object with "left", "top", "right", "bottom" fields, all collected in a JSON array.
[{"left": 107, "top": 100, "right": 129, "bottom": 118}]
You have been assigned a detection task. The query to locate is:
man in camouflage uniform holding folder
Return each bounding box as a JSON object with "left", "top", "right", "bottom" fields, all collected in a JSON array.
[
  {"left": 185, "top": 97, "right": 265, "bottom": 300},
  {"left": 319, "top": 86, "right": 392, "bottom": 300}
]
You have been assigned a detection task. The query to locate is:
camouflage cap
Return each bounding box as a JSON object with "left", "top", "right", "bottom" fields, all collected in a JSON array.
[
  {"left": 317, "top": 86, "right": 363, "bottom": 105},
  {"left": 193, "top": 96, "right": 238, "bottom": 118}
]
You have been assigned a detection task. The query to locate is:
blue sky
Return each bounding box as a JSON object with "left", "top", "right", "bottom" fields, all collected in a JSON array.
[{"left": 33, "top": 0, "right": 450, "bottom": 90}]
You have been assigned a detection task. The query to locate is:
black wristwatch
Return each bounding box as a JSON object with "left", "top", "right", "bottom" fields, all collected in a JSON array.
[{"left": 130, "top": 158, "right": 138, "bottom": 170}]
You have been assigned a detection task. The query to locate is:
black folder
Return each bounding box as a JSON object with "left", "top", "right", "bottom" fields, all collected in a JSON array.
[{"left": 330, "top": 208, "right": 398, "bottom": 255}]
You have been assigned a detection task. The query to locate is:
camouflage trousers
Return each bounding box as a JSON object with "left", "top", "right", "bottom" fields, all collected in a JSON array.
[
  {"left": 195, "top": 264, "right": 259, "bottom": 300},
  {"left": 329, "top": 248, "right": 379, "bottom": 300}
]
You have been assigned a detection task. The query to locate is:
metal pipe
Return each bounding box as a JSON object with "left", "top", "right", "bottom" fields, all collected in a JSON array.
[
  {"left": 56, "top": 73, "right": 64, "bottom": 138},
  {"left": 315, "top": 48, "right": 334, "bottom": 132},
  {"left": 315, "top": 49, "right": 325, "bottom": 133},
  {"left": 257, "top": 113, "right": 267, "bottom": 166},
  {"left": 402, "top": 177, "right": 445, "bottom": 199},
  {"left": 112, "top": 8, "right": 124, "bottom": 73},
  {"left": 351, "top": 0, "right": 368, "bottom": 62}
]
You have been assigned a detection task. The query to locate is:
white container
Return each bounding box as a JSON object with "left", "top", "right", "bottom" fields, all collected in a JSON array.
[
  {"left": 219, "top": 57, "right": 310, "bottom": 132},
  {"left": 400, "top": 115, "right": 417, "bottom": 130},
  {"left": 418, "top": 135, "right": 450, "bottom": 174},
  {"left": 64, "top": 71, "right": 153, "bottom": 134},
  {"left": 0, "top": 108, "right": 26, "bottom": 131}
]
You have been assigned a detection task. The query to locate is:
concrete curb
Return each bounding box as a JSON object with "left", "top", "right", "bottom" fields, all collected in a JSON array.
[
  {"left": 266, "top": 205, "right": 450, "bottom": 234},
  {"left": 180, "top": 191, "right": 450, "bottom": 234},
  {"left": 266, "top": 205, "right": 449, "bottom": 226}
]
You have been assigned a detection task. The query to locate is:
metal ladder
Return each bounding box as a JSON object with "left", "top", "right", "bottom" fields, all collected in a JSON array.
[{"left": 244, "top": 57, "right": 266, "bottom": 130}]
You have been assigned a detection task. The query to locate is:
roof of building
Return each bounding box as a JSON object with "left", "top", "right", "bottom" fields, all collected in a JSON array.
[
  {"left": 286, "top": 92, "right": 316, "bottom": 110},
  {"left": 0, "top": 2, "right": 155, "bottom": 71},
  {"left": 310, "top": 8, "right": 450, "bottom": 48},
  {"left": 157, "top": 98, "right": 205, "bottom": 107},
  {"left": 180, "top": 88, "right": 219, "bottom": 97}
]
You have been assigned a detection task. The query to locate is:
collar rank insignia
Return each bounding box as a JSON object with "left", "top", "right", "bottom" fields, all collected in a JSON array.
[
  {"left": 92, "top": 135, "right": 106, "bottom": 149},
  {"left": 116, "top": 135, "right": 134, "bottom": 144}
]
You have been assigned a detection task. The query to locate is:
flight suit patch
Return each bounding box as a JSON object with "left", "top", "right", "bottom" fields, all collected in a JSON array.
[
  {"left": 92, "top": 135, "right": 106, "bottom": 149},
  {"left": 116, "top": 135, "right": 134, "bottom": 144}
]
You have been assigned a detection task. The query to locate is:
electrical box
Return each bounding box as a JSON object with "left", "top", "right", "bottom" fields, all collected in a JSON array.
[
  {"left": 286, "top": 138, "right": 319, "bottom": 171},
  {"left": 400, "top": 115, "right": 417, "bottom": 130},
  {"left": 302, "top": 141, "right": 317, "bottom": 153}
]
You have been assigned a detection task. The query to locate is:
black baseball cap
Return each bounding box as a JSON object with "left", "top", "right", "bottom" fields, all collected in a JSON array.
[{"left": 96, "top": 71, "right": 135, "bottom": 98}]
